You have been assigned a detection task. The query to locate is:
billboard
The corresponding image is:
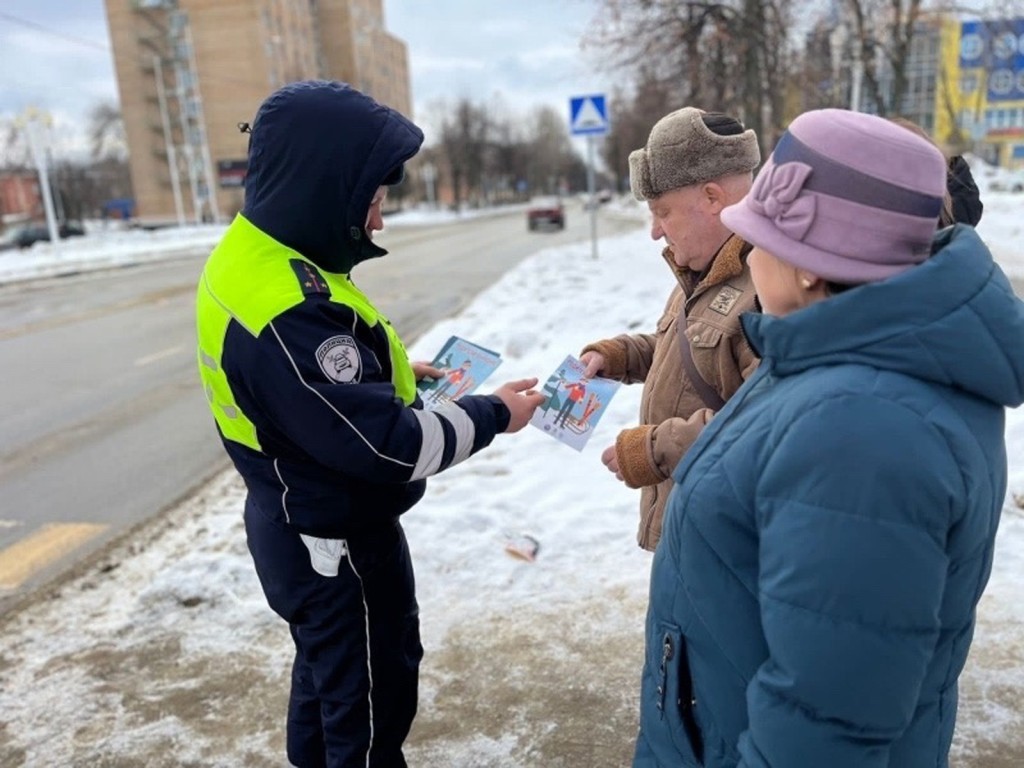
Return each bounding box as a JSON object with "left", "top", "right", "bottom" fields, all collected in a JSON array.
[{"left": 960, "top": 18, "right": 1024, "bottom": 101}]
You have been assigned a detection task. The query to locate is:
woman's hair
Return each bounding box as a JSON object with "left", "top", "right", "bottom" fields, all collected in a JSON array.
[{"left": 888, "top": 117, "right": 956, "bottom": 227}]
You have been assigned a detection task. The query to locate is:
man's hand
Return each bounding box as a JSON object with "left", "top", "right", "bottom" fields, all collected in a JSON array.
[
  {"left": 492, "top": 378, "right": 546, "bottom": 433},
  {"left": 580, "top": 351, "right": 606, "bottom": 378},
  {"left": 601, "top": 443, "right": 624, "bottom": 482},
  {"left": 411, "top": 361, "right": 445, "bottom": 382}
]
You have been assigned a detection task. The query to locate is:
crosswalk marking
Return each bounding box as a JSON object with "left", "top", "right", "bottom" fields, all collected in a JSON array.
[{"left": 0, "top": 523, "right": 107, "bottom": 590}]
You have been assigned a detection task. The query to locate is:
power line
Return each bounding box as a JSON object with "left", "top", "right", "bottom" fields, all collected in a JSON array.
[
  {"left": 0, "top": 9, "right": 259, "bottom": 90},
  {"left": 0, "top": 11, "right": 111, "bottom": 53}
]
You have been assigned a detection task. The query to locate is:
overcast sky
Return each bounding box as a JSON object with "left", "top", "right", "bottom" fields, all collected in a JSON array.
[{"left": 0, "top": 0, "right": 608, "bottom": 155}]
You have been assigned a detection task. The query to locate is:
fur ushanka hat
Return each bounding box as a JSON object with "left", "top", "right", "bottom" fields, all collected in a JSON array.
[{"left": 628, "top": 107, "right": 761, "bottom": 200}]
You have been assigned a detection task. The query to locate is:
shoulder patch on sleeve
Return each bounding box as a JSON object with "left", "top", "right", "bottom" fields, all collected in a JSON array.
[
  {"left": 316, "top": 335, "right": 362, "bottom": 383},
  {"left": 290, "top": 259, "right": 332, "bottom": 297}
]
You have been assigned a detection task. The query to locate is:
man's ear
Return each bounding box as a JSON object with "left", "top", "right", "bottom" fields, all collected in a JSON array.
[{"left": 702, "top": 182, "right": 727, "bottom": 213}]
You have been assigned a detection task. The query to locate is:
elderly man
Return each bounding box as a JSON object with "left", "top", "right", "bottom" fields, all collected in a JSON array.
[{"left": 580, "top": 108, "right": 761, "bottom": 551}]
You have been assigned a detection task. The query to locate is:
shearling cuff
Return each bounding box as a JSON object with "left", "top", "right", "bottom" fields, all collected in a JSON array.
[
  {"left": 615, "top": 426, "right": 664, "bottom": 489},
  {"left": 580, "top": 339, "right": 628, "bottom": 380}
]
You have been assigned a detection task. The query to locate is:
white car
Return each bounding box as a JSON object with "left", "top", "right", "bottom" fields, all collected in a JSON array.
[{"left": 988, "top": 170, "right": 1024, "bottom": 192}]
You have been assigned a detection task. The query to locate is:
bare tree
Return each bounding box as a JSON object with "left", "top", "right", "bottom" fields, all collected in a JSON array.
[
  {"left": 847, "top": 0, "right": 928, "bottom": 117},
  {"left": 0, "top": 118, "right": 30, "bottom": 167},
  {"left": 600, "top": 72, "right": 675, "bottom": 190},
  {"left": 437, "top": 98, "right": 492, "bottom": 208},
  {"left": 88, "top": 101, "right": 128, "bottom": 161},
  {"left": 585, "top": 0, "right": 796, "bottom": 151}
]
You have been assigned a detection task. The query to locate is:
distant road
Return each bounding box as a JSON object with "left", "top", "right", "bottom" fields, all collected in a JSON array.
[{"left": 0, "top": 206, "right": 641, "bottom": 612}]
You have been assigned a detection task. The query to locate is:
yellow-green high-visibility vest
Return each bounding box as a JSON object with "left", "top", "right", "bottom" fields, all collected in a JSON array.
[{"left": 196, "top": 214, "right": 416, "bottom": 451}]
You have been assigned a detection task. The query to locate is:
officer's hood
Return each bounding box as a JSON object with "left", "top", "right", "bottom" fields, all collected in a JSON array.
[{"left": 242, "top": 80, "right": 424, "bottom": 274}]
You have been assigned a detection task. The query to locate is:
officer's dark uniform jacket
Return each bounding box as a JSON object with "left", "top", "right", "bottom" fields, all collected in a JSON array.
[{"left": 196, "top": 81, "right": 510, "bottom": 539}]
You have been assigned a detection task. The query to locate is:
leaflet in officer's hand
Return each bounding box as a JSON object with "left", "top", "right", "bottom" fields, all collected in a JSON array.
[
  {"left": 530, "top": 354, "right": 621, "bottom": 451},
  {"left": 417, "top": 335, "right": 503, "bottom": 411}
]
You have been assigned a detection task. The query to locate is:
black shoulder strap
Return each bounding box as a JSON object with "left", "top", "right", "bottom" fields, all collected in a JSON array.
[
  {"left": 678, "top": 327, "right": 727, "bottom": 411},
  {"left": 289, "top": 259, "right": 332, "bottom": 297}
]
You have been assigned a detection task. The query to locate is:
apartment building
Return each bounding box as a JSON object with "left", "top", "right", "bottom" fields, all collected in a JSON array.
[{"left": 104, "top": 0, "right": 412, "bottom": 222}]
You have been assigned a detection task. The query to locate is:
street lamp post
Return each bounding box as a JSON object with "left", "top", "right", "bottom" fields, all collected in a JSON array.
[{"left": 18, "top": 108, "right": 61, "bottom": 255}]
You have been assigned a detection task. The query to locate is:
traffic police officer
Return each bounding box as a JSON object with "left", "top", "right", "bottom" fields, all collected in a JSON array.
[{"left": 196, "top": 80, "right": 543, "bottom": 768}]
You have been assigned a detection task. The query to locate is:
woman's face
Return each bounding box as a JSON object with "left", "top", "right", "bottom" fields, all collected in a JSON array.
[{"left": 748, "top": 246, "right": 825, "bottom": 316}]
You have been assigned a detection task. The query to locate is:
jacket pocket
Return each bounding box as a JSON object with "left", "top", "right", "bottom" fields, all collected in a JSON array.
[
  {"left": 656, "top": 623, "right": 705, "bottom": 764},
  {"left": 688, "top": 325, "right": 723, "bottom": 350}
]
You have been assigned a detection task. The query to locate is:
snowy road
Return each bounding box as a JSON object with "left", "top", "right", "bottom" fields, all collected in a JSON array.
[{"left": 0, "top": 206, "right": 638, "bottom": 611}]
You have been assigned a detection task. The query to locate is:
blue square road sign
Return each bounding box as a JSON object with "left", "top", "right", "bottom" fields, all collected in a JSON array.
[{"left": 569, "top": 94, "right": 609, "bottom": 136}]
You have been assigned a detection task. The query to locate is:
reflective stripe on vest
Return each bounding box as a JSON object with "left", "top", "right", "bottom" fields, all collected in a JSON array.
[{"left": 196, "top": 214, "right": 416, "bottom": 451}]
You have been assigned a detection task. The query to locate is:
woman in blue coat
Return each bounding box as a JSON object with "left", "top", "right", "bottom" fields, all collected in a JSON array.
[{"left": 634, "top": 109, "right": 1024, "bottom": 768}]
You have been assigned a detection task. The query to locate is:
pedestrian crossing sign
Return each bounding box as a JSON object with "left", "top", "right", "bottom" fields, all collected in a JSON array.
[{"left": 569, "top": 94, "right": 609, "bottom": 136}]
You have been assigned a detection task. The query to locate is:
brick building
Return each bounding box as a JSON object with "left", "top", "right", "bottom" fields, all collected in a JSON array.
[
  {"left": 104, "top": 0, "right": 412, "bottom": 223},
  {"left": 0, "top": 171, "right": 42, "bottom": 226}
]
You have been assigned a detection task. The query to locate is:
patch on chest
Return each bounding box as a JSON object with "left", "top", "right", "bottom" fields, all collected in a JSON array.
[
  {"left": 708, "top": 285, "right": 742, "bottom": 316},
  {"left": 316, "top": 335, "right": 362, "bottom": 383}
]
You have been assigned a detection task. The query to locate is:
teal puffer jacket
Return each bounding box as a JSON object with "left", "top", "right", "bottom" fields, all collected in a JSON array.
[{"left": 635, "top": 225, "right": 1024, "bottom": 768}]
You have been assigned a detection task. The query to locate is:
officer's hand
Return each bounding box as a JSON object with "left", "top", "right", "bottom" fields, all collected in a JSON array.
[
  {"left": 411, "top": 362, "right": 445, "bottom": 382},
  {"left": 492, "top": 378, "right": 545, "bottom": 433},
  {"left": 601, "top": 443, "right": 624, "bottom": 482},
  {"left": 580, "top": 351, "right": 606, "bottom": 378}
]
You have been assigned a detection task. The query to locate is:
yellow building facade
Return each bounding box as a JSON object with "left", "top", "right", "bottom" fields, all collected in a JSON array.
[{"left": 935, "top": 16, "right": 1024, "bottom": 168}]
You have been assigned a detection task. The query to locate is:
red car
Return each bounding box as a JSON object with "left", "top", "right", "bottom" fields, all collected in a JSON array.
[{"left": 526, "top": 196, "right": 565, "bottom": 231}]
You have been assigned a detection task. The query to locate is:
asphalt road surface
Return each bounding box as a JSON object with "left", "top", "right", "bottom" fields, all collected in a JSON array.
[{"left": 0, "top": 206, "right": 640, "bottom": 613}]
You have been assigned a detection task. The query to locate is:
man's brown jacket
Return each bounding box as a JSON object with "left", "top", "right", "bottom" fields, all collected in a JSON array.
[{"left": 581, "top": 235, "right": 759, "bottom": 551}]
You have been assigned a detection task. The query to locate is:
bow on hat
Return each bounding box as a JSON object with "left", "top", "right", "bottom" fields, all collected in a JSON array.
[{"left": 748, "top": 161, "right": 816, "bottom": 241}]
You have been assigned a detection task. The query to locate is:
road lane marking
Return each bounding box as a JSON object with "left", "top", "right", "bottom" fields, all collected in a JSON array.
[
  {"left": 0, "top": 283, "right": 197, "bottom": 341},
  {"left": 134, "top": 344, "right": 184, "bottom": 367},
  {"left": 0, "top": 522, "right": 107, "bottom": 590}
]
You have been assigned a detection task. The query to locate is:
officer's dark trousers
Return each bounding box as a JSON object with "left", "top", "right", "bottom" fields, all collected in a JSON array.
[{"left": 244, "top": 498, "right": 423, "bottom": 768}]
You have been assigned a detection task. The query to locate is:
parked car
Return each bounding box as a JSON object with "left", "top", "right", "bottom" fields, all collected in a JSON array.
[
  {"left": 989, "top": 170, "right": 1024, "bottom": 192},
  {"left": 526, "top": 196, "right": 565, "bottom": 231},
  {"left": 583, "top": 188, "right": 615, "bottom": 210},
  {"left": 0, "top": 228, "right": 22, "bottom": 252},
  {"left": 59, "top": 220, "right": 86, "bottom": 238},
  {"left": 0, "top": 221, "right": 86, "bottom": 250}
]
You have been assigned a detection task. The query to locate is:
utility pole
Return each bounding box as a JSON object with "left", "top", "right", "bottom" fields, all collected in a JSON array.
[{"left": 18, "top": 108, "right": 61, "bottom": 256}]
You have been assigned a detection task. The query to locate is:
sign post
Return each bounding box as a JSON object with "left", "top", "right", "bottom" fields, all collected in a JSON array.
[{"left": 569, "top": 94, "right": 609, "bottom": 259}]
